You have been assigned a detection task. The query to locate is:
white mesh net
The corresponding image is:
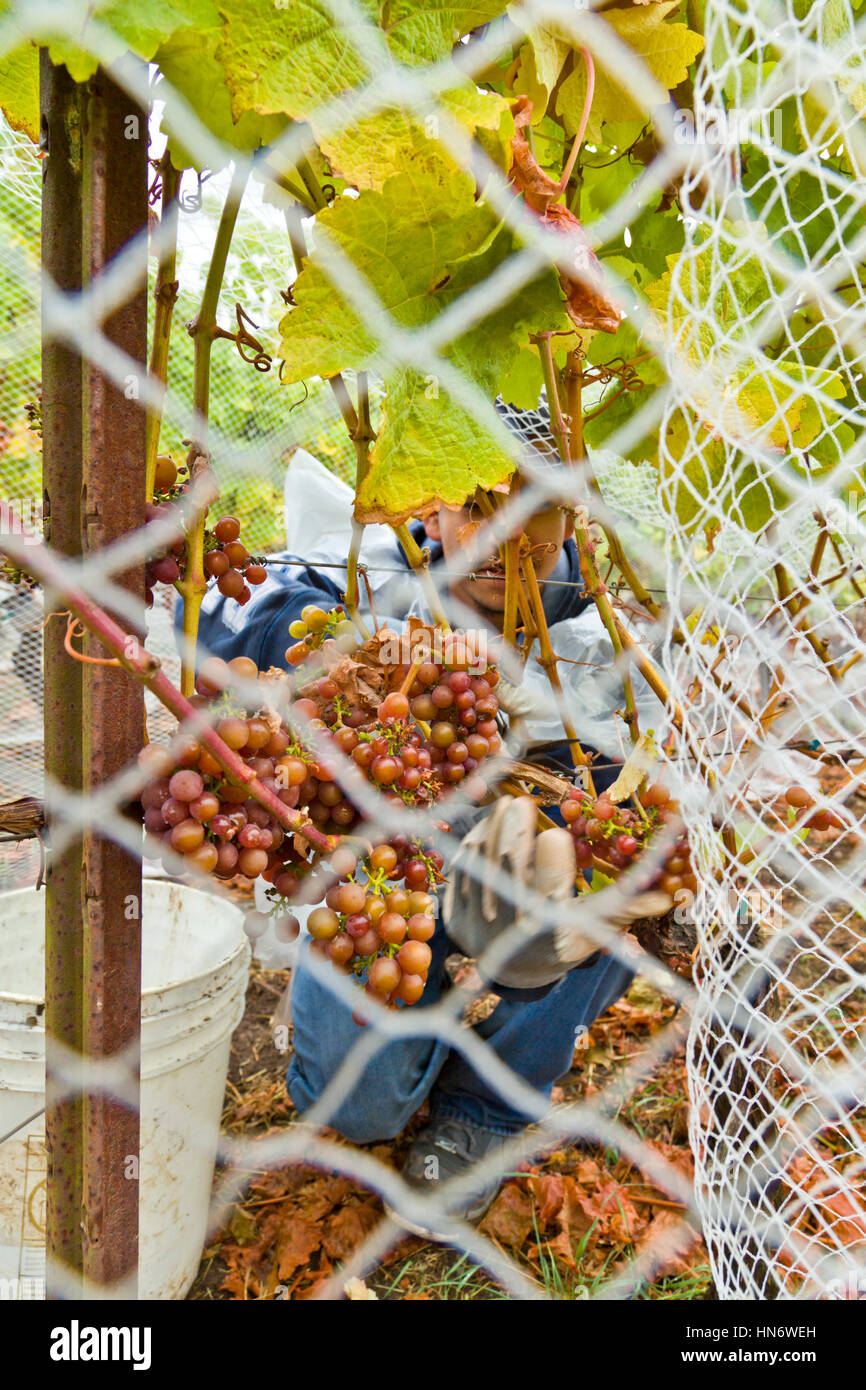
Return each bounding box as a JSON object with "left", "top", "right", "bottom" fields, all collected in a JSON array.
[{"left": 655, "top": 0, "right": 866, "bottom": 1298}]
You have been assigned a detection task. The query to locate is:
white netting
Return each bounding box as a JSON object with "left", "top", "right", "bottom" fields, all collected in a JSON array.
[
  {"left": 0, "top": 0, "right": 862, "bottom": 1302},
  {"left": 656, "top": 0, "right": 866, "bottom": 1297}
]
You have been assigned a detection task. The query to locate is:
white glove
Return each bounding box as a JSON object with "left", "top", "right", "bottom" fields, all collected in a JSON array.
[{"left": 443, "top": 796, "right": 672, "bottom": 989}]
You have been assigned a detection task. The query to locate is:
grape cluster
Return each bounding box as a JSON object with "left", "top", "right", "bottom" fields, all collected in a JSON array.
[
  {"left": 203, "top": 515, "right": 267, "bottom": 607},
  {"left": 782, "top": 785, "right": 845, "bottom": 832},
  {"left": 561, "top": 781, "right": 697, "bottom": 897},
  {"left": 405, "top": 657, "right": 502, "bottom": 796},
  {"left": 139, "top": 655, "right": 295, "bottom": 881},
  {"left": 285, "top": 603, "right": 358, "bottom": 664},
  {"left": 144, "top": 454, "right": 265, "bottom": 610},
  {"left": 138, "top": 610, "right": 502, "bottom": 1009},
  {"left": 144, "top": 455, "right": 186, "bottom": 602},
  {"left": 299, "top": 839, "right": 443, "bottom": 1014},
  {"left": 286, "top": 613, "right": 501, "bottom": 803}
]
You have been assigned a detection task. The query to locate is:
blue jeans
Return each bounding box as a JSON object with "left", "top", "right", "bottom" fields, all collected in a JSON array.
[{"left": 287, "top": 929, "right": 634, "bottom": 1142}]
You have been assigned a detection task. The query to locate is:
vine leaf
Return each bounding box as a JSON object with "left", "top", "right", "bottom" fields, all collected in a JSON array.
[
  {"left": 278, "top": 164, "right": 567, "bottom": 523},
  {"left": 277, "top": 165, "right": 501, "bottom": 379},
  {"left": 156, "top": 27, "right": 288, "bottom": 169},
  {"left": 645, "top": 230, "right": 853, "bottom": 474},
  {"left": 499, "top": 344, "right": 545, "bottom": 409},
  {"left": 314, "top": 85, "right": 514, "bottom": 191},
  {"left": 821, "top": 0, "right": 866, "bottom": 117},
  {"left": 510, "top": 22, "right": 570, "bottom": 120},
  {"left": 216, "top": 0, "right": 371, "bottom": 121},
  {"left": 216, "top": 0, "right": 509, "bottom": 123},
  {"left": 42, "top": 0, "right": 221, "bottom": 82},
  {"left": 555, "top": 3, "right": 704, "bottom": 143},
  {"left": 0, "top": 41, "right": 37, "bottom": 142}
]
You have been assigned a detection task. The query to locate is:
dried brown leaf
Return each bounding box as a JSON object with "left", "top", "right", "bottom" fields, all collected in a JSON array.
[
  {"left": 633, "top": 1208, "right": 703, "bottom": 1278},
  {"left": 479, "top": 1181, "right": 535, "bottom": 1248},
  {"left": 274, "top": 1214, "right": 322, "bottom": 1280},
  {"left": 528, "top": 1173, "right": 567, "bottom": 1225},
  {"left": 551, "top": 1177, "right": 598, "bottom": 1265},
  {"left": 509, "top": 97, "right": 623, "bottom": 334},
  {"left": 321, "top": 1201, "right": 380, "bottom": 1262}
]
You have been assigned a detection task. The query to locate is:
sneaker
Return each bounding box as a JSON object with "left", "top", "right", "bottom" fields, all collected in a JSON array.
[{"left": 385, "top": 1116, "right": 516, "bottom": 1239}]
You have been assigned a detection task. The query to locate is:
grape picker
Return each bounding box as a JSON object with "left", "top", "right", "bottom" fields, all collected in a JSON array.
[{"left": 189, "top": 402, "right": 666, "bottom": 1235}]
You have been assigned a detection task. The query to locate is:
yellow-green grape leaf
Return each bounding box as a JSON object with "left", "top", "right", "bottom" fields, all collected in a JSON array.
[
  {"left": 822, "top": 0, "right": 866, "bottom": 116},
  {"left": 659, "top": 409, "right": 784, "bottom": 536},
  {"left": 0, "top": 42, "right": 38, "bottom": 142},
  {"left": 357, "top": 369, "right": 517, "bottom": 522},
  {"left": 156, "top": 28, "right": 287, "bottom": 169},
  {"left": 354, "top": 246, "right": 565, "bottom": 521},
  {"left": 278, "top": 165, "right": 501, "bottom": 380},
  {"left": 43, "top": 0, "right": 221, "bottom": 81},
  {"left": 216, "top": 0, "right": 509, "bottom": 123},
  {"left": 278, "top": 167, "right": 567, "bottom": 522},
  {"left": 645, "top": 224, "right": 776, "bottom": 361},
  {"left": 510, "top": 21, "right": 570, "bottom": 120},
  {"left": 382, "top": 0, "right": 510, "bottom": 67},
  {"left": 499, "top": 345, "right": 545, "bottom": 409},
  {"left": 659, "top": 410, "right": 740, "bottom": 534},
  {"left": 216, "top": 0, "right": 374, "bottom": 121},
  {"left": 732, "top": 359, "right": 848, "bottom": 454},
  {"left": 315, "top": 85, "right": 514, "bottom": 190},
  {"left": 556, "top": 3, "right": 705, "bottom": 143}
]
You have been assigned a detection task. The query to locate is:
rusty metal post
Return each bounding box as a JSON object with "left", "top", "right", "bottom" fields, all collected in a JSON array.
[
  {"left": 79, "top": 65, "right": 147, "bottom": 1294},
  {"left": 41, "top": 56, "right": 148, "bottom": 1297},
  {"left": 41, "top": 51, "right": 86, "bottom": 1297}
]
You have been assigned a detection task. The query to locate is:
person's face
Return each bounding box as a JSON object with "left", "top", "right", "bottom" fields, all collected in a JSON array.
[{"left": 423, "top": 491, "right": 573, "bottom": 624}]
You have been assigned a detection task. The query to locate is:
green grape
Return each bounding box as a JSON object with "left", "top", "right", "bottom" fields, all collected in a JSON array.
[
  {"left": 301, "top": 605, "right": 329, "bottom": 632},
  {"left": 289, "top": 620, "right": 308, "bottom": 639}
]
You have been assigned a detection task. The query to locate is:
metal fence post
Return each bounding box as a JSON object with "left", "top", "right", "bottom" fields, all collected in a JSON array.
[{"left": 41, "top": 54, "right": 147, "bottom": 1298}]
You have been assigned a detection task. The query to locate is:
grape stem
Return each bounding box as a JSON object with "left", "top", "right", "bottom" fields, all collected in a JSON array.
[
  {"left": 772, "top": 562, "right": 842, "bottom": 679},
  {"left": 176, "top": 447, "right": 218, "bottom": 697},
  {"left": 519, "top": 546, "right": 596, "bottom": 792},
  {"left": 399, "top": 654, "right": 426, "bottom": 697},
  {"left": 0, "top": 506, "right": 334, "bottom": 854},
  {"left": 181, "top": 165, "right": 249, "bottom": 696},
  {"left": 536, "top": 334, "right": 641, "bottom": 747},
  {"left": 502, "top": 535, "right": 520, "bottom": 650},
  {"left": 145, "top": 151, "right": 182, "bottom": 503},
  {"left": 285, "top": 208, "right": 373, "bottom": 642},
  {"left": 556, "top": 48, "right": 595, "bottom": 194},
  {"left": 610, "top": 611, "right": 731, "bottom": 854},
  {"left": 330, "top": 372, "right": 373, "bottom": 639},
  {"left": 471, "top": 489, "right": 536, "bottom": 656},
  {"left": 188, "top": 164, "right": 249, "bottom": 431},
  {"left": 393, "top": 523, "right": 450, "bottom": 629},
  {"left": 565, "top": 350, "right": 664, "bottom": 625}
]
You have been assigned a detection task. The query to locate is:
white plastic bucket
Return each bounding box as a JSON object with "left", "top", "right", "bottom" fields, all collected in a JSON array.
[{"left": 0, "top": 880, "right": 250, "bottom": 1299}]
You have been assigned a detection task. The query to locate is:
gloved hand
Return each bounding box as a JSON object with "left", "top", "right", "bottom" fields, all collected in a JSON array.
[
  {"left": 492, "top": 672, "right": 554, "bottom": 756},
  {"left": 442, "top": 796, "right": 672, "bottom": 990}
]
